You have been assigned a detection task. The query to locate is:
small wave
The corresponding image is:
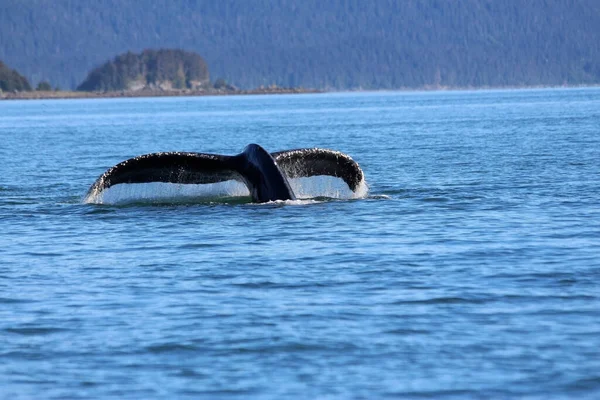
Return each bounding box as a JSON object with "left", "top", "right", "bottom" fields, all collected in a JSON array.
[
  {"left": 178, "top": 242, "right": 224, "bottom": 249},
  {"left": 566, "top": 376, "right": 600, "bottom": 391},
  {"left": 391, "top": 296, "right": 489, "bottom": 305},
  {"left": 23, "top": 251, "right": 64, "bottom": 257},
  {"left": 250, "top": 198, "right": 325, "bottom": 207},
  {"left": 174, "top": 369, "right": 209, "bottom": 378},
  {"left": 0, "top": 297, "right": 36, "bottom": 304},
  {"left": 145, "top": 343, "right": 199, "bottom": 354},
  {"left": 230, "top": 342, "right": 347, "bottom": 354},
  {"left": 384, "top": 328, "right": 430, "bottom": 335},
  {"left": 421, "top": 196, "right": 451, "bottom": 202},
  {"left": 5, "top": 327, "right": 68, "bottom": 336}
]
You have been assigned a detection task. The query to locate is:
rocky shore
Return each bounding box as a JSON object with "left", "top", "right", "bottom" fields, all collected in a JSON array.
[{"left": 0, "top": 86, "right": 320, "bottom": 100}]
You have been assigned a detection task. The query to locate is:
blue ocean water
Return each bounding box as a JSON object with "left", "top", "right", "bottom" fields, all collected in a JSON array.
[{"left": 1, "top": 89, "right": 599, "bottom": 399}]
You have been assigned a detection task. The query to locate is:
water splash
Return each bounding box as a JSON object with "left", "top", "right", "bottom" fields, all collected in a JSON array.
[
  {"left": 84, "top": 175, "right": 368, "bottom": 205},
  {"left": 288, "top": 176, "right": 368, "bottom": 200},
  {"left": 84, "top": 180, "right": 250, "bottom": 205}
]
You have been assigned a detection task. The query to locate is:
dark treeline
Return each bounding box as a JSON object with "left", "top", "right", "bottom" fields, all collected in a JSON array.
[
  {"left": 1, "top": 0, "right": 599, "bottom": 90},
  {"left": 77, "top": 49, "right": 210, "bottom": 91},
  {"left": 0, "top": 60, "right": 31, "bottom": 92}
]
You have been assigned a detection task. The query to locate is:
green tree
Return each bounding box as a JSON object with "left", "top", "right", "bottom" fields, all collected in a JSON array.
[
  {"left": 213, "top": 78, "right": 227, "bottom": 89},
  {"left": 0, "top": 61, "right": 32, "bottom": 91},
  {"left": 36, "top": 81, "right": 52, "bottom": 91},
  {"left": 77, "top": 49, "right": 210, "bottom": 91}
]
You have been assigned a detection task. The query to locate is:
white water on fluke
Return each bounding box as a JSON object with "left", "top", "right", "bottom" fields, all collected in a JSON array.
[{"left": 84, "top": 176, "right": 368, "bottom": 204}]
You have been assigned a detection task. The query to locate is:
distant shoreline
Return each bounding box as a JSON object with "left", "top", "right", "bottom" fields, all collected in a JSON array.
[
  {"left": 0, "top": 86, "right": 321, "bottom": 101},
  {"left": 1, "top": 84, "right": 598, "bottom": 101}
]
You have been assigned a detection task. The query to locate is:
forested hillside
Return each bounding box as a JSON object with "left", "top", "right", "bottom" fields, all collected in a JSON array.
[
  {"left": 77, "top": 49, "right": 210, "bottom": 91},
  {"left": 0, "top": 60, "right": 31, "bottom": 92},
  {"left": 1, "top": 0, "right": 599, "bottom": 90}
]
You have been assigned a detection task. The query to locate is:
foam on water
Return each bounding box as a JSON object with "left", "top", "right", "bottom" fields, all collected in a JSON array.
[
  {"left": 84, "top": 176, "right": 368, "bottom": 205},
  {"left": 254, "top": 198, "right": 324, "bottom": 207}
]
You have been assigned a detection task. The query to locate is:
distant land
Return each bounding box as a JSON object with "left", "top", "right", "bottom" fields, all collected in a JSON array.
[
  {"left": 0, "top": 61, "right": 31, "bottom": 92},
  {"left": 77, "top": 49, "right": 211, "bottom": 92},
  {"left": 1, "top": 0, "right": 599, "bottom": 91},
  {"left": 0, "top": 50, "right": 319, "bottom": 99}
]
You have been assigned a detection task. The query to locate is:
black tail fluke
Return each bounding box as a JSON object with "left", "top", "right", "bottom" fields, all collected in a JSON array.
[
  {"left": 86, "top": 144, "right": 364, "bottom": 203},
  {"left": 233, "top": 144, "right": 296, "bottom": 202},
  {"left": 272, "top": 148, "right": 364, "bottom": 192},
  {"left": 85, "top": 152, "right": 245, "bottom": 199}
]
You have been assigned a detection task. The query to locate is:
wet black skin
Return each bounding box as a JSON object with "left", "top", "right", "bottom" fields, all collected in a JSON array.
[
  {"left": 87, "top": 143, "right": 363, "bottom": 203},
  {"left": 232, "top": 144, "right": 296, "bottom": 202}
]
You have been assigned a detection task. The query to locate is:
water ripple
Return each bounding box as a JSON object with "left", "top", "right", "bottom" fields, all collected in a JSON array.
[{"left": 1, "top": 89, "right": 600, "bottom": 399}]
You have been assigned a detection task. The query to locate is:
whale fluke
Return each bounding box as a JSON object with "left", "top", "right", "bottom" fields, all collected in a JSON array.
[
  {"left": 86, "top": 144, "right": 364, "bottom": 203},
  {"left": 272, "top": 148, "right": 364, "bottom": 192},
  {"left": 86, "top": 152, "right": 245, "bottom": 198}
]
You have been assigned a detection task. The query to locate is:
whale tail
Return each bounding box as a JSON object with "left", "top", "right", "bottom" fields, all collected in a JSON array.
[
  {"left": 272, "top": 148, "right": 364, "bottom": 192},
  {"left": 233, "top": 144, "right": 296, "bottom": 202},
  {"left": 86, "top": 144, "right": 364, "bottom": 203}
]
